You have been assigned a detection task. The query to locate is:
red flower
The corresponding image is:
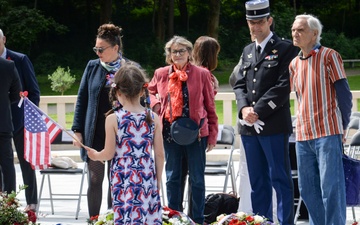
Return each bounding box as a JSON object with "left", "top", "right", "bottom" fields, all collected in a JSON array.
[
  {"left": 246, "top": 215, "right": 254, "bottom": 222},
  {"left": 90, "top": 215, "right": 99, "bottom": 221},
  {"left": 163, "top": 206, "right": 180, "bottom": 218},
  {"left": 229, "top": 218, "right": 246, "bottom": 225},
  {"left": 352, "top": 222, "right": 358, "bottom": 225},
  {"left": 27, "top": 210, "right": 37, "bottom": 222}
]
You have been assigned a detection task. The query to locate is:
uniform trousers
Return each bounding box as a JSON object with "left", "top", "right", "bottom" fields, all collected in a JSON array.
[{"left": 241, "top": 133, "right": 294, "bottom": 225}]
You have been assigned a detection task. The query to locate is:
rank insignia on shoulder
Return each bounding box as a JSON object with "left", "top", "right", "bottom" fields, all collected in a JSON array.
[{"left": 247, "top": 53, "right": 253, "bottom": 58}]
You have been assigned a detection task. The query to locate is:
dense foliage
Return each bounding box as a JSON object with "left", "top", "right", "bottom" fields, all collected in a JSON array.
[{"left": 0, "top": 0, "right": 359, "bottom": 87}]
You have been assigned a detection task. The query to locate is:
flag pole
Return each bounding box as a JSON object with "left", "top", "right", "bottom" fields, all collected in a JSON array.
[{"left": 22, "top": 95, "right": 87, "bottom": 149}]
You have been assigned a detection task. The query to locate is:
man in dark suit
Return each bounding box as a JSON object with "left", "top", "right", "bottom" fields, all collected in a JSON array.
[
  {"left": 232, "top": 1, "right": 299, "bottom": 224},
  {"left": 0, "top": 29, "right": 40, "bottom": 212},
  {"left": 0, "top": 57, "right": 22, "bottom": 194}
]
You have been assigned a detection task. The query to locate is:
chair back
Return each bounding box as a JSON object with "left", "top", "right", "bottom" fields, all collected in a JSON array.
[
  {"left": 217, "top": 125, "right": 235, "bottom": 146},
  {"left": 345, "top": 117, "right": 360, "bottom": 142},
  {"left": 351, "top": 111, "right": 360, "bottom": 118},
  {"left": 348, "top": 117, "right": 360, "bottom": 130},
  {"left": 350, "top": 131, "right": 360, "bottom": 146}
]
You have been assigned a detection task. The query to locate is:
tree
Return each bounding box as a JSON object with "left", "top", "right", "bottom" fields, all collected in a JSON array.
[
  {"left": 178, "top": 0, "right": 189, "bottom": 34},
  {"left": 155, "top": 0, "right": 166, "bottom": 41},
  {"left": 168, "top": 0, "right": 175, "bottom": 37},
  {"left": 48, "top": 66, "right": 76, "bottom": 95},
  {"left": 0, "top": 6, "right": 67, "bottom": 55},
  {"left": 100, "top": 0, "right": 112, "bottom": 24},
  {"left": 207, "top": 0, "right": 220, "bottom": 39}
]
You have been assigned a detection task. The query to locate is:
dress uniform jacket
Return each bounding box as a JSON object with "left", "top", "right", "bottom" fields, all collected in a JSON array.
[{"left": 234, "top": 33, "right": 299, "bottom": 136}]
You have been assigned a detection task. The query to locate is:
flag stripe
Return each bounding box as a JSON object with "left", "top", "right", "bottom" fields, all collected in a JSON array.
[{"left": 24, "top": 98, "right": 62, "bottom": 170}]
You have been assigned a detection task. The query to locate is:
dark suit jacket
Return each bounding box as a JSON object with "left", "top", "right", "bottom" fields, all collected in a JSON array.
[
  {"left": 0, "top": 57, "right": 22, "bottom": 133},
  {"left": 6, "top": 49, "right": 40, "bottom": 133},
  {"left": 233, "top": 33, "right": 299, "bottom": 136}
]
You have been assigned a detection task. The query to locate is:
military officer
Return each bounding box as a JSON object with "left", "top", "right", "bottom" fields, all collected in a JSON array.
[{"left": 232, "top": 0, "right": 299, "bottom": 224}]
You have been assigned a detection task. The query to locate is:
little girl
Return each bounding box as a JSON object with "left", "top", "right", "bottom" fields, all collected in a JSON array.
[{"left": 85, "top": 64, "right": 164, "bottom": 224}]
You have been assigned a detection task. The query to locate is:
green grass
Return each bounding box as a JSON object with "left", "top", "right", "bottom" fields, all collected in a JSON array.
[
  {"left": 213, "top": 67, "right": 360, "bottom": 126},
  {"left": 44, "top": 65, "right": 360, "bottom": 128},
  {"left": 49, "top": 112, "right": 74, "bottom": 130},
  {"left": 347, "top": 75, "right": 360, "bottom": 90}
]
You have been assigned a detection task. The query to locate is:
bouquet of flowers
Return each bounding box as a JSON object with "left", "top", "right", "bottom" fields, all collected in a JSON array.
[
  {"left": 88, "top": 206, "right": 195, "bottom": 225},
  {"left": 87, "top": 210, "right": 114, "bottom": 225},
  {"left": 0, "top": 185, "right": 39, "bottom": 225},
  {"left": 162, "top": 206, "right": 196, "bottom": 225},
  {"left": 212, "top": 212, "right": 275, "bottom": 225}
]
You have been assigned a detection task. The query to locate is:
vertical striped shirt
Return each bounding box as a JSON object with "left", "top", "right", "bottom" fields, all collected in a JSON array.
[{"left": 289, "top": 46, "right": 346, "bottom": 141}]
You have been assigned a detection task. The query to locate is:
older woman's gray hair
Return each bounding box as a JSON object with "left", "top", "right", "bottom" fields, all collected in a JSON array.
[
  {"left": 295, "top": 14, "right": 323, "bottom": 45},
  {"left": 164, "top": 35, "right": 193, "bottom": 65}
]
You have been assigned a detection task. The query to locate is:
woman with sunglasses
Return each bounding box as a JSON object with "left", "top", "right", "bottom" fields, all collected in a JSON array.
[
  {"left": 71, "top": 23, "right": 139, "bottom": 218},
  {"left": 148, "top": 35, "right": 218, "bottom": 224}
]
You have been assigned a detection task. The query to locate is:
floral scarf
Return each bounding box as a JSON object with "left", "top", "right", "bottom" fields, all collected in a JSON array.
[
  {"left": 100, "top": 53, "right": 123, "bottom": 86},
  {"left": 165, "top": 64, "right": 188, "bottom": 123}
]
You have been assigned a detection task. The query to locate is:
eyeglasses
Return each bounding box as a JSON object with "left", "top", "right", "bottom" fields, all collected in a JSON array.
[
  {"left": 93, "top": 46, "right": 112, "bottom": 54},
  {"left": 171, "top": 49, "right": 187, "bottom": 56}
]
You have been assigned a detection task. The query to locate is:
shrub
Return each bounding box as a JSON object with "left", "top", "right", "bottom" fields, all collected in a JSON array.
[{"left": 48, "top": 66, "right": 76, "bottom": 95}]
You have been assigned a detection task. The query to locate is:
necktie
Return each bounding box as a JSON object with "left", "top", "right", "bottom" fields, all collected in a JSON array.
[{"left": 256, "top": 45, "right": 261, "bottom": 61}]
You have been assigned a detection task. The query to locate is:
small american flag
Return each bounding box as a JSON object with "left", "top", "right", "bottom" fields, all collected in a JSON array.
[{"left": 24, "top": 98, "right": 62, "bottom": 169}]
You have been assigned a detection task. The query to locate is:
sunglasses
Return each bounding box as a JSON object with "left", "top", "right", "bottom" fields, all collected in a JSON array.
[{"left": 93, "top": 45, "right": 111, "bottom": 54}]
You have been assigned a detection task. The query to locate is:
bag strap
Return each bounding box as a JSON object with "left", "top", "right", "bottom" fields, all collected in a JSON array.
[
  {"left": 167, "top": 65, "right": 204, "bottom": 142},
  {"left": 168, "top": 92, "right": 173, "bottom": 122}
]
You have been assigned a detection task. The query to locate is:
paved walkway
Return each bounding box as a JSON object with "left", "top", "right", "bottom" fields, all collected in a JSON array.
[{"left": 14, "top": 160, "right": 360, "bottom": 225}]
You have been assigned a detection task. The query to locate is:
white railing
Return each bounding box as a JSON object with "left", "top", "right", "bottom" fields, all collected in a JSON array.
[{"left": 39, "top": 91, "right": 360, "bottom": 128}]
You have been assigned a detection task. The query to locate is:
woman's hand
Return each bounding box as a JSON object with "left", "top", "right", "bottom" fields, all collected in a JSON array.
[
  {"left": 152, "top": 103, "right": 161, "bottom": 115},
  {"left": 73, "top": 132, "right": 83, "bottom": 147},
  {"left": 84, "top": 146, "right": 97, "bottom": 161},
  {"left": 206, "top": 144, "right": 216, "bottom": 152}
]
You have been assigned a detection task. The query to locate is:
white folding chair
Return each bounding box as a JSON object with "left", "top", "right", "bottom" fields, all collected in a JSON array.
[
  {"left": 345, "top": 117, "right": 360, "bottom": 149},
  {"left": 351, "top": 111, "right": 360, "bottom": 118},
  {"left": 291, "top": 170, "right": 303, "bottom": 224},
  {"left": 204, "top": 125, "right": 237, "bottom": 194},
  {"left": 36, "top": 162, "right": 87, "bottom": 219},
  {"left": 183, "top": 125, "right": 237, "bottom": 212}
]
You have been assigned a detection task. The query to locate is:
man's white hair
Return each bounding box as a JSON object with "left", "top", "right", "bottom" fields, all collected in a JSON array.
[
  {"left": 294, "top": 14, "right": 323, "bottom": 45},
  {"left": 0, "top": 29, "right": 3, "bottom": 37}
]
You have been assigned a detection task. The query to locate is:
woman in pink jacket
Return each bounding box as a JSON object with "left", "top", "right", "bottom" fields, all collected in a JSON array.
[{"left": 148, "top": 35, "right": 218, "bottom": 224}]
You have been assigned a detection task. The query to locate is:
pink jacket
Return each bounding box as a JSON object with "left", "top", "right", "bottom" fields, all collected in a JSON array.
[{"left": 148, "top": 63, "right": 218, "bottom": 145}]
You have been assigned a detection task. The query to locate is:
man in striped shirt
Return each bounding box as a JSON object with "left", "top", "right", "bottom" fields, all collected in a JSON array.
[{"left": 289, "top": 14, "right": 352, "bottom": 225}]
